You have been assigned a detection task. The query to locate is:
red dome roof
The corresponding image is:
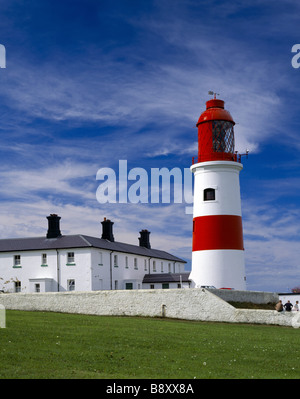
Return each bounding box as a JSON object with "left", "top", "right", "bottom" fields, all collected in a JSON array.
[{"left": 196, "top": 99, "right": 235, "bottom": 126}]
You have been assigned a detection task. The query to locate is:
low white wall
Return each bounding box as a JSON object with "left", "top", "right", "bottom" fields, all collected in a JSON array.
[
  {"left": 208, "top": 288, "right": 278, "bottom": 304},
  {"left": 0, "top": 289, "right": 299, "bottom": 327}
]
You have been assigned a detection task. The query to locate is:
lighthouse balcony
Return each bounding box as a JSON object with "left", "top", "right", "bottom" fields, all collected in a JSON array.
[{"left": 192, "top": 152, "right": 242, "bottom": 164}]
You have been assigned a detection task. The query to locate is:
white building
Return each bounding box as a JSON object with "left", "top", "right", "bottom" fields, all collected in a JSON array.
[{"left": 0, "top": 214, "right": 188, "bottom": 293}]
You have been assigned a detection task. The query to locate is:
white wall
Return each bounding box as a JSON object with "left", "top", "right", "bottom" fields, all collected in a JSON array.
[
  {"left": 1, "top": 288, "right": 299, "bottom": 327},
  {"left": 0, "top": 250, "right": 58, "bottom": 293},
  {"left": 142, "top": 282, "right": 190, "bottom": 289},
  {"left": 0, "top": 249, "right": 93, "bottom": 293},
  {"left": 190, "top": 160, "right": 246, "bottom": 291},
  {"left": 191, "top": 161, "right": 243, "bottom": 218},
  {"left": 0, "top": 247, "right": 186, "bottom": 293}
]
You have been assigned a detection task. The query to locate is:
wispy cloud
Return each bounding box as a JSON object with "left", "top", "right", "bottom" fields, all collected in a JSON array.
[
  {"left": 0, "top": 160, "right": 96, "bottom": 203},
  {"left": 0, "top": 15, "right": 288, "bottom": 157},
  {"left": 243, "top": 192, "right": 300, "bottom": 291},
  {"left": 0, "top": 0, "right": 299, "bottom": 292}
]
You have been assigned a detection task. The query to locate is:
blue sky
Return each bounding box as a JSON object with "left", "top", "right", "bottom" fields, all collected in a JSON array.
[{"left": 0, "top": 0, "right": 299, "bottom": 292}]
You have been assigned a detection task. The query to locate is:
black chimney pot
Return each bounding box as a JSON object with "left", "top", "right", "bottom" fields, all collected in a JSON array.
[
  {"left": 46, "top": 214, "right": 62, "bottom": 239},
  {"left": 139, "top": 229, "right": 151, "bottom": 249},
  {"left": 101, "top": 217, "right": 114, "bottom": 241}
]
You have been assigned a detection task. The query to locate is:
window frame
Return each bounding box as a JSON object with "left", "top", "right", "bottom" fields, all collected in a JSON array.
[
  {"left": 13, "top": 255, "right": 21, "bottom": 267},
  {"left": 113, "top": 254, "right": 118, "bottom": 267},
  {"left": 41, "top": 253, "right": 48, "bottom": 267},
  {"left": 15, "top": 281, "right": 21, "bottom": 293},
  {"left": 68, "top": 279, "right": 75, "bottom": 291},
  {"left": 203, "top": 188, "right": 216, "bottom": 201},
  {"left": 98, "top": 251, "right": 103, "bottom": 266},
  {"left": 66, "top": 252, "right": 75, "bottom": 265},
  {"left": 125, "top": 282, "right": 133, "bottom": 290}
]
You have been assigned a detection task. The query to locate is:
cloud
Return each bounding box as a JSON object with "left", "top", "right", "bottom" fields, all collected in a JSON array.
[
  {"left": 0, "top": 0, "right": 299, "bottom": 294},
  {"left": 242, "top": 193, "right": 300, "bottom": 291},
  {"left": 0, "top": 160, "right": 97, "bottom": 203},
  {"left": 0, "top": 196, "right": 192, "bottom": 265},
  {"left": 0, "top": 6, "right": 289, "bottom": 158}
]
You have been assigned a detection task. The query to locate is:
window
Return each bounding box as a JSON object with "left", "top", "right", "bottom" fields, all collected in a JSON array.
[
  {"left": 168, "top": 263, "right": 171, "bottom": 273},
  {"left": 98, "top": 252, "right": 103, "bottom": 266},
  {"left": 150, "top": 284, "right": 155, "bottom": 289},
  {"left": 144, "top": 259, "right": 147, "bottom": 271},
  {"left": 113, "top": 255, "right": 118, "bottom": 267},
  {"left": 41, "top": 253, "right": 47, "bottom": 266},
  {"left": 68, "top": 279, "right": 75, "bottom": 291},
  {"left": 114, "top": 280, "right": 118, "bottom": 290},
  {"left": 161, "top": 262, "right": 164, "bottom": 272},
  {"left": 134, "top": 258, "right": 138, "bottom": 269},
  {"left": 35, "top": 283, "right": 40, "bottom": 292},
  {"left": 126, "top": 283, "right": 133, "bottom": 290},
  {"left": 212, "top": 120, "right": 234, "bottom": 153},
  {"left": 162, "top": 283, "right": 169, "bottom": 289},
  {"left": 13, "top": 255, "right": 21, "bottom": 267},
  {"left": 153, "top": 261, "right": 156, "bottom": 272},
  {"left": 204, "top": 188, "right": 215, "bottom": 201},
  {"left": 125, "top": 256, "right": 128, "bottom": 268},
  {"left": 15, "top": 281, "right": 21, "bottom": 293},
  {"left": 67, "top": 252, "right": 75, "bottom": 264}
]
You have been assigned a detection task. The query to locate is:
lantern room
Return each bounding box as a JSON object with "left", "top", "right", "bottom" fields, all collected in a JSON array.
[{"left": 196, "top": 97, "right": 237, "bottom": 163}]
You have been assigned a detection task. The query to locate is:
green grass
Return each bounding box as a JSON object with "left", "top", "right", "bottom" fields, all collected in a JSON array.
[{"left": 0, "top": 310, "right": 300, "bottom": 379}]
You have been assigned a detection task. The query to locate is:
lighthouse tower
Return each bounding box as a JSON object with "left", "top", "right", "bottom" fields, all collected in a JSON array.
[{"left": 189, "top": 94, "right": 246, "bottom": 290}]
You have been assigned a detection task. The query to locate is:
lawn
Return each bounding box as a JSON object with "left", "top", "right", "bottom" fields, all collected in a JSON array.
[{"left": 0, "top": 310, "right": 299, "bottom": 379}]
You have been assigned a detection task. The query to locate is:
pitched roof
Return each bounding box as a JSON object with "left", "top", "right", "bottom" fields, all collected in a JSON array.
[
  {"left": 142, "top": 273, "right": 191, "bottom": 283},
  {"left": 0, "top": 234, "right": 186, "bottom": 263}
]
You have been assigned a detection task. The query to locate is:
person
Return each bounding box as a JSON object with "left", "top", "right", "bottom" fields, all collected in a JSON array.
[
  {"left": 275, "top": 300, "right": 283, "bottom": 312},
  {"left": 293, "top": 301, "right": 299, "bottom": 311},
  {"left": 284, "top": 300, "right": 293, "bottom": 311}
]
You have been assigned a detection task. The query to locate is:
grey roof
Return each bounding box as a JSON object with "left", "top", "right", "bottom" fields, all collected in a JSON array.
[
  {"left": 0, "top": 234, "right": 186, "bottom": 263},
  {"left": 142, "top": 273, "right": 191, "bottom": 283}
]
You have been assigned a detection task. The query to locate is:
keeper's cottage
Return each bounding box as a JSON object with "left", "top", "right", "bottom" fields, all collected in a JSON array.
[{"left": 0, "top": 214, "right": 188, "bottom": 293}]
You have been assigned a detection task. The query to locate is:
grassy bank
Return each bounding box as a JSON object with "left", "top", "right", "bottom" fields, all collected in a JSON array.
[{"left": 0, "top": 310, "right": 299, "bottom": 379}]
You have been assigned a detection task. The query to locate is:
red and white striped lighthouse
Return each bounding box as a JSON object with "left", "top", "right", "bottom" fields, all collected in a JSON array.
[{"left": 189, "top": 94, "right": 246, "bottom": 290}]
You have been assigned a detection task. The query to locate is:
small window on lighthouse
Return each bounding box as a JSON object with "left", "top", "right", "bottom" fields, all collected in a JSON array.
[{"left": 204, "top": 188, "right": 215, "bottom": 201}]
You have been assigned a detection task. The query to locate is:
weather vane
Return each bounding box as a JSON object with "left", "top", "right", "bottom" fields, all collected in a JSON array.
[{"left": 208, "top": 91, "right": 219, "bottom": 99}]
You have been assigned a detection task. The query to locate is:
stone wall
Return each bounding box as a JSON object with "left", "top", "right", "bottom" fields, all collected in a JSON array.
[
  {"left": 0, "top": 288, "right": 299, "bottom": 328},
  {"left": 208, "top": 288, "right": 279, "bottom": 304}
]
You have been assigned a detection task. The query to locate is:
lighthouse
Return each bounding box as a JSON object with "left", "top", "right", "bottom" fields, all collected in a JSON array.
[{"left": 189, "top": 94, "right": 246, "bottom": 290}]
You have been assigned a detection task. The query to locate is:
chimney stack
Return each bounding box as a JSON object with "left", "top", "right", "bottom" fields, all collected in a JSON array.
[
  {"left": 46, "top": 214, "right": 62, "bottom": 239},
  {"left": 101, "top": 217, "right": 114, "bottom": 241},
  {"left": 139, "top": 229, "right": 151, "bottom": 249}
]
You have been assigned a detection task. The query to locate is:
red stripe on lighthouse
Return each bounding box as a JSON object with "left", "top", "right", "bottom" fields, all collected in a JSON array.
[{"left": 192, "top": 215, "right": 244, "bottom": 251}]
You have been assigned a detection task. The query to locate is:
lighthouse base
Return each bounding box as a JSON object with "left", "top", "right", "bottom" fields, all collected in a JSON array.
[{"left": 189, "top": 250, "right": 246, "bottom": 290}]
